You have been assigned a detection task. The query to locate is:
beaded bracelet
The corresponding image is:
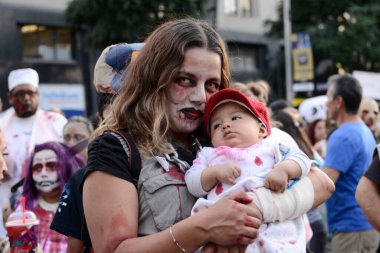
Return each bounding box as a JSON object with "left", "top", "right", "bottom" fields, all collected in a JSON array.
[{"left": 169, "top": 226, "right": 188, "bottom": 253}]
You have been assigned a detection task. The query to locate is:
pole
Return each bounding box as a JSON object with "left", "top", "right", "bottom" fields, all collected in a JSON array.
[{"left": 283, "top": 0, "right": 293, "bottom": 103}]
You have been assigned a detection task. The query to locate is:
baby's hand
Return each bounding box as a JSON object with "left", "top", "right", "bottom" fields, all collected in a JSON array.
[
  {"left": 214, "top": 163, "right": 241, "bottom": 185},
  {"left": 264, "top": 169, "right": 289, "bottom": 192}
]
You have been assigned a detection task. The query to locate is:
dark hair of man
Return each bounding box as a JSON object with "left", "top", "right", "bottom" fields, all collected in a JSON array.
[{"left": 328, "top": 74, "right": 362, "bottom": 115}]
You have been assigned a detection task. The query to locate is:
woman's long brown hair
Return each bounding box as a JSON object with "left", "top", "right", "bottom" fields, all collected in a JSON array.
[{"left": 93, "top": 18, "right": 230, "bottom": 157}]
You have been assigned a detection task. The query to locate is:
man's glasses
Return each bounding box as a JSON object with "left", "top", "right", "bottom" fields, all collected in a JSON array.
[
  {"left": 12, "top": 90, "right": 38, "bottom": 98},
  {"left": 32, "top": 162, "right": 58, "bottom": 173}
]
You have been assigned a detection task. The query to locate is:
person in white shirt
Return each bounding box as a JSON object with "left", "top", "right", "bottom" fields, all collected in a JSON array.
[{"left": 0, "top": 68, "right": 67, "bottom": 238}]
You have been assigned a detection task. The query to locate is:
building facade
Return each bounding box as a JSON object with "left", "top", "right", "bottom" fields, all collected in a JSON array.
[
  {"left": 205, "top": 0, "right": 284, "bottom": 98},
  {"left": 0, "top": 0, "right": 284, "bottom": 114},
  {"left": 0, "top": 0, "right": 96, "bottom": 116}
]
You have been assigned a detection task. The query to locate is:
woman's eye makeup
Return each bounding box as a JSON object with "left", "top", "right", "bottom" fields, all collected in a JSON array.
[
  {"left": 32, "top": 164, "right": 43, "bottom": 172},
  {"left": 176, "top": 77, "right": 193, "bottom": 86},
  {"left": 46, "top": 162, "right": 58, "bottom": 171},
  {"left": 205, "top": 81, "right": 220, "bottom": 93},
  {"left": 32, "top": 162, "right": 58, "bottom": 172}
]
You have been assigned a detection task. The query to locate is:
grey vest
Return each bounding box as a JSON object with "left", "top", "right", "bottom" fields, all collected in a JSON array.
[{"left": 137, "top": 151, "right": 197, "bottom": 235}]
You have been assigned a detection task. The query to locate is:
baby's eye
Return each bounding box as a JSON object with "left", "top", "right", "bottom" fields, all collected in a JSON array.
[
  {"left": 232, "top": 116, "right": 242, "bottom": 121},
  {"left": 212, "top": 123, "right": 221, "bottom": 130}
]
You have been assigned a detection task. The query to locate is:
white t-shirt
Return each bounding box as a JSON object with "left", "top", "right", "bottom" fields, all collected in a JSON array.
[{"left": 0, "top": 107, "right": 66, "bottom": 236}]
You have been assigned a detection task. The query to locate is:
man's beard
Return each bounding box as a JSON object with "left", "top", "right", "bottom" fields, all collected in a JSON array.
[
  {"left": 18, "top": 109, "right": 37, "bottom": 118},
  {"left": 14, "top": 104, "right": 38, "bottom": 118}
]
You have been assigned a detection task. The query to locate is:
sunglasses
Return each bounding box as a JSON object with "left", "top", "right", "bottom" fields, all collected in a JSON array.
[{"left": 32, "top": 162, "right": 58, "bottom": 173}]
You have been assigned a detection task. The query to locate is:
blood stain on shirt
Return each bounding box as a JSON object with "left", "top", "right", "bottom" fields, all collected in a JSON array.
[{"left": 215, "top": 182, "right": 223, "bottom": 195}]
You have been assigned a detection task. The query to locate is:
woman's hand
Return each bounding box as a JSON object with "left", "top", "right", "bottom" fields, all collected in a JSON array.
[{"left": 201, "top": 190, "right": 262, "bottom": 246}]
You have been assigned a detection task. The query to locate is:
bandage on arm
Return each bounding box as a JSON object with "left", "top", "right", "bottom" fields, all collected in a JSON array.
[{"left": 247, "top": 176, "right": 314, "bottom": 222}]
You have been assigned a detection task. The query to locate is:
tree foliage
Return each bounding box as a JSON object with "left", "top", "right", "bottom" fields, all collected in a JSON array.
[
  {"left": 266, "top": 0, "right": 380, "bottom": 76},
  {"left": 66, "top": 0, "right": 204, "bottom": 48}
]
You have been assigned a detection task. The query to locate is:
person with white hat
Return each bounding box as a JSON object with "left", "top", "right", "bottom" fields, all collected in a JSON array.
[{"left": 0, "top": 68, "right": 67, "bottom": 239}]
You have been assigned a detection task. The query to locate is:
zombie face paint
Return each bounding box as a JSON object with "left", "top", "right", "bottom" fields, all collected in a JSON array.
[
  {"left": 32, "top": 149, "right": 59, "bottom": 193},
  {"left": 166, "top": 48, "right": 222, "bottom": 134}
]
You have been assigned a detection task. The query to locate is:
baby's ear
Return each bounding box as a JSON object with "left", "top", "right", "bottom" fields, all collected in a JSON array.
[{"left": 259, "top": 123, "right": 268, "bottom": 138}]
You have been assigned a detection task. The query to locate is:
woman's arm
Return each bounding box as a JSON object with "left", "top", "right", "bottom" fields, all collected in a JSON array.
[
  {"left": 308, "top": 167, "right": 335, "bottom": 208},
  {"left": 248, "top": 166, "right": 335, "bottom": 222},
  {"left": 83, "top": 171, "right": 261, "bottom": 253},
  {"left": 66, "top": 237, "right": 84, "bottom": 253},
  {"left": 356, "top": 177, "right": 380, "bottom": 232}
]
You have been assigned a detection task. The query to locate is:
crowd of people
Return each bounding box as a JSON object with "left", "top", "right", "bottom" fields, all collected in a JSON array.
[{"left": 0, "top": 17, "right": 378, "bottom": 253}]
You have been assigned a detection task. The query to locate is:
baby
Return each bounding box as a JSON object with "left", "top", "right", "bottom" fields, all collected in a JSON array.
[{"left": 185, "top": 88, "right": 313, "bottom": 252}]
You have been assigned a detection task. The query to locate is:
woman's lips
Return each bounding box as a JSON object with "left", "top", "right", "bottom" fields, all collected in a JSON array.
[{"left": 180, "top": 108, "right": 203, "bottom": 120}]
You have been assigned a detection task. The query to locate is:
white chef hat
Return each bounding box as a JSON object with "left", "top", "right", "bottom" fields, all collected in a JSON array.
[{"left": 8, "top": 68, "right": 39, "bottom": 91}]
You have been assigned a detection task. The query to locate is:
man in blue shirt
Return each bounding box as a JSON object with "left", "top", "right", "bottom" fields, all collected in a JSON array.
[{"left": 323, "top": 74, "right": 380, "bottom": 253}]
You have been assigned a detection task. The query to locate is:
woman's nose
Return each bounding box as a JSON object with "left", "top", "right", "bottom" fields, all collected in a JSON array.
[
  {"left": 40, "top": 168, "right": 48, "bottom": 177},
  {"left": 64, "top": 138, "right": 76, "bottom": 147},
  {"left": 189, "top": 84, "right": 207, "bottom": 104}
]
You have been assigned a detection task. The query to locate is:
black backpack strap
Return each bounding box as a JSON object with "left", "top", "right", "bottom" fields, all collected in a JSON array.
[{"left": 108, "top": 130, "right": 141, "bottom": 186}]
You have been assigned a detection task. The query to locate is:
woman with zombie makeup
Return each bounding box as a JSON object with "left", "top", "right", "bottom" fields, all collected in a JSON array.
[
  {"left": 82, "top": 18, "right": 334, "bottom": 253},
  {"left": 20, "top": 141, "right": 84, "bottom": 253}
]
